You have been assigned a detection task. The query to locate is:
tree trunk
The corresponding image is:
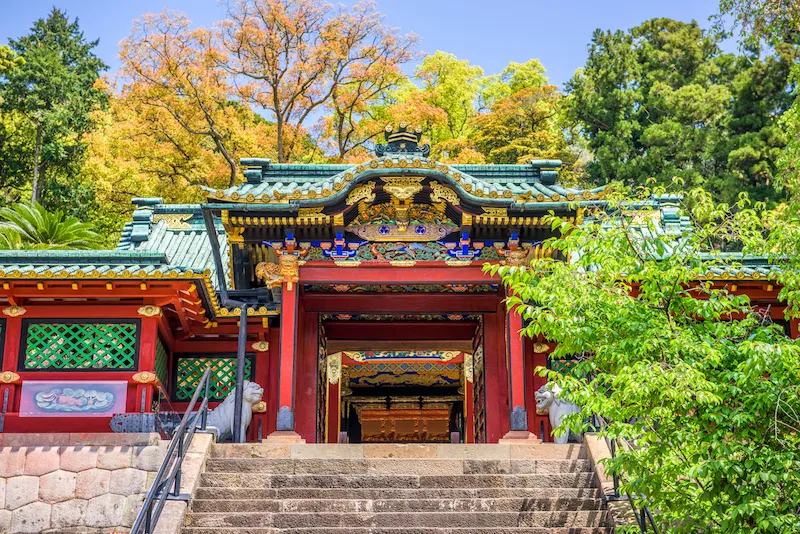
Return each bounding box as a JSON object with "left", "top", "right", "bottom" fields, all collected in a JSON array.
[
  {"left": 276, "top": 115, "right": 285, "bottom": 163},
  {"left": 31, "top": 122, "right": 43, "bottom": 203}
]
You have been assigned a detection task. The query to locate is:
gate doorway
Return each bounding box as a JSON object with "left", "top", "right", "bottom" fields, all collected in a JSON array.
[{"left": 317, "top": 314, "right": 485, "bottom": 443}]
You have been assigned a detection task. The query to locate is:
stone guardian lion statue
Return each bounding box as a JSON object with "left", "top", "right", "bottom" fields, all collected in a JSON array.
[
  {"left": 535, "top": 383, "right": 582, "bottom": 444},
  {"left": 205, "top": 380, "right": 264, "bottom": 443}
]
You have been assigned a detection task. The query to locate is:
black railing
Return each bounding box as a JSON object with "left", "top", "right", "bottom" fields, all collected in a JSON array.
[
  {"left": 131, "top": 366, "right": 212, "bottom": 534},
  {"left": 593, "top": 414, "right": 660, "bottom": 534}
]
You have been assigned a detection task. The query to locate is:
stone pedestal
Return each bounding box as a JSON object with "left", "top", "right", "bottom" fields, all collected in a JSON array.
[
  {"left": 264, "top": 431, "right": 306, "bottom": 444},
  {"left": 498, "top": 430, "right": 541, "bottom": 444}
]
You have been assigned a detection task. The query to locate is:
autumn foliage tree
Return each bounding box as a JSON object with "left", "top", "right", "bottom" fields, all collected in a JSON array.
[
  {"left": 220, "top": 0, "right": 416, "bottom": 162},
  {"left": 120, "top": 11, "right": 253, "bottom": 186}
]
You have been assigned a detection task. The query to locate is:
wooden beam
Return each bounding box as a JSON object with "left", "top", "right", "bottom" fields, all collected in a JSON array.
[
  {"left": 299, "top": 264, "right": 498, "bottom": 285},
  {"left": 303, "top": 293, "right": 500, "bottom": 313},
  {"left": 323, "top": 321, "right": 479, "bottom": 340}
]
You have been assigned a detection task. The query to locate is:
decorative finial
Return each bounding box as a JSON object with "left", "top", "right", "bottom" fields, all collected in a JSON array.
[{"left": 375, "top": 124, "right": 430, "bottom": 157}]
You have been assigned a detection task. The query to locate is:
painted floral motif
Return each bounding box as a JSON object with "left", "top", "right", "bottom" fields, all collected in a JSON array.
[
  {"left": 34, "top": 387, "right": 116, "bottom": 412},
  {"left": 304, "top": 241, "right": 504, "bottom": 261}
]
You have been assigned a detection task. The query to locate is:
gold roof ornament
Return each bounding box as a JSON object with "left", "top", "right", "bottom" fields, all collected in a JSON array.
[{"left": 2, "top": 305, "right": 26, "bottom": 317}]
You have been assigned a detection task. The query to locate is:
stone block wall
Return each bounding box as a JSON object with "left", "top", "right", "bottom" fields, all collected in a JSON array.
[{"left": 0, "top": 433, "right": 212, "bottom": 534}]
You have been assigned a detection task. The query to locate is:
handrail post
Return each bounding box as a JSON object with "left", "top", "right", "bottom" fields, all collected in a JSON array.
[
  {"left": 173, "top": 435, "right": 183, "bottom": 496},
  {"left": 233, "top": 304, "right": 248, "bottom": 443},
  {"left": 201, "top": 379, "right": 210, "bottom": 430},
  {"left": 610, "top": 438, "right": 620, "bottom": 498}
]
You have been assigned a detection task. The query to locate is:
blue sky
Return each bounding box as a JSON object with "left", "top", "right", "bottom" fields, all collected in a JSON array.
[{"left": 1, "top": 0, "right": 731, "bottom": 89}]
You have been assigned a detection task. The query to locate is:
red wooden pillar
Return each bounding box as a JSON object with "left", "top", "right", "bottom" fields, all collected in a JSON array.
[
  {"left": 483, "top": 305, "right": 510, "bottom": 443},
  {"left": 791, "top": 319, "right": 799, "bottom": 340},
  {"left": 325, "top": 352, "right": 341, "bottom": 443},
  {"left": 270, "top": 277, "right": 303, "bottom": 440},
  {"left": 295, "top": 303, "right": 318, "bottom": 441},
  {"left": 525, "top": 338, "right": 552, "bottom": 441},
  {"left": 1, "top": 315, "right": 24, "bottom": 413},
  {"left": 134, "top": 314, "right": 160, "bottom": 413},
  {"left": 504, "top": 294, "right": 531, "bottom": 437}
]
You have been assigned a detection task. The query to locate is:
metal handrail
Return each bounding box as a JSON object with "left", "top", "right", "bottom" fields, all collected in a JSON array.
[
  {"left": 131, "top": 366, "right": 213, "bottom": 534},
  {"left": 593, "top": 414, "right": 660, "bottom": 533}
]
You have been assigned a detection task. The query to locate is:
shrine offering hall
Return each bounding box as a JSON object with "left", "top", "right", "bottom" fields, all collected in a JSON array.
[{"left": 0, "top": 127, "right": 790, "bottom": 443}]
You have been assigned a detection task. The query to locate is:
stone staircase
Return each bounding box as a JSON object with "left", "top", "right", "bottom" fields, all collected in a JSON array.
[{"left": 182, "top": 443, "right": 612, "bottom": 534}]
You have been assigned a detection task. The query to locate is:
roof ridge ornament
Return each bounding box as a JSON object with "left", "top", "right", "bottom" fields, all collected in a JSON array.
[{"left": 375, "top": 123, "right": 430, "bottom": 158}]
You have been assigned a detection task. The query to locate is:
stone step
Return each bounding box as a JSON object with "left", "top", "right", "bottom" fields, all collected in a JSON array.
[
  {"left": 198, "top": 473, "right": 598, "bottom": 489},
  {"left": 185, "top": 510, "right": 610, "bottom": 529},
  {"left": 204, "top": 458, "right": 593, "bottom": 475},
  {"left": 194, "top": 486, "right": 604, "bottom": 501},
  {"left": 190, "top": 497, "right": 605, "bottom": 513},
  {"left": 183, "top": 528, "right": 614, "bottom": 534},
  {"left": 209, "top": 443, "right": 588, "bottom": 460}
]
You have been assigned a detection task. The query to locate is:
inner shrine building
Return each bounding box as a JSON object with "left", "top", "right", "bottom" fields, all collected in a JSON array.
[{"left": 0, "top": 126, "right": 792, "bottom": 443}]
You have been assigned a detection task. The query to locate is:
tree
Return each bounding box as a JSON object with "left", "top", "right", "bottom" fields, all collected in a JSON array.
[
  {"left": 220, "top": 0, "right": 416, "bottom": 163},
  {"left": 0, "top": 201, "right": 97, "bottom": 249},
  {"left": 492, "top": 187, "right": 800, "bottom": 532},
  {"left": 471, "top": 85, "right": 573, "bottom": 165},
  {"left": 119, "top": 11, "right": 249, "bottom": 186},
  {"left": 479, "top": 59, "right": 548, "bottom": 110},
  {"left": 0, "top": 8, "right": 108, "bottom": 203},
  {"left": 414, "top": 51, "right": 483, "bottom": 143},
  {"left": 0, "top": 46, "right": 23, "bottom": 76},
  {"left": 565, "top": 18, "right": 797, "bottom": 204},
  {"left": 715, "top": 0, "right": 800, "bottom": 47}
]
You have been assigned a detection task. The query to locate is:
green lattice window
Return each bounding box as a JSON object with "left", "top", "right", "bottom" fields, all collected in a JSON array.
[
  {"left": 155, "top": 338, "right": 170, "bottom": 386},
  {"left": 174, "top": 356, "right": 253, "bottom": 401},
  {"left": 22, "top": 321, "right": 139, "bottom": 370}
]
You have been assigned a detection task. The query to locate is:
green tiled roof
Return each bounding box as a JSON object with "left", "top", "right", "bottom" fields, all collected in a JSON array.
[
  {"left": 116, "top": 202, "right": 231, "bottom": 289},
  {"left": 203, "top": 157, "right": 606, "bottom": 209}
]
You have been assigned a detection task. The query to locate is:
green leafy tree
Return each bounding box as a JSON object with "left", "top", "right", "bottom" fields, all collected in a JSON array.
[
  {"left": 492, "top": 187, "right": 800, "bottom": 532},
  {"left": 566, "top": 18, "right": 797, "bottom": 204},
  {"left": 0, "top": 201, "right": 97, "bottom": 249},
  {"left": 0, "top": 8, "right": 108, "bottom": 203}
]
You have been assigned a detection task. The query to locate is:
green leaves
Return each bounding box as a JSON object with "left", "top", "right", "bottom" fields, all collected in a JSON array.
[
  {"left": 0, "top": 201, "right": 98, "bottom": 249},
  {"left": 499, "top": 188, "right": 800, "bottom": 532}
]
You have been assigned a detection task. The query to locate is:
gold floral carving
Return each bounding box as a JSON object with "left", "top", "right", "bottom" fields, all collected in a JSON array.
[
  {"left": 346, "top": 182, "right": 376, "bottom": 205},
  {"left": 333, "top": 260, "right": 362, "bottom": 267},
  {"left": 430, "top": 183, "right": 460, "bottom": 205},
  {"left": 153, "top": 213, "right": 192, "bottom": 230},
  {"left": 533, "top": 342, "right": 549, "bottom": 353},
  {"left": 297, "top": 207, "right": 328, "bottom": 224},
  {"left": 382, "top": 177, "right": 424, "bottom": 201},
  {"left": 389, "top": 260, "right": 417, "bottom": 267},
  {"left": 252, "top": 401, "right": 267, "bottom": 413},
  {"left": 503, "top": 249, "right": 529, "bottom": 267},
  {"left": 256, "top": 253, "right": 300, "bottom": 290},
  {"left": 0, "top": 371, "right": 20, "bottom": 384},
  {"left": 132, "top": 371, "right": 158, "bottom": 384},
  {"left": 463, "top": 353, "right": 473, "bottom": 383},
  {"left": 137, "top": 305, "right": 162, "bottom": 317},
  {"left": 327, "top": 353, "right": 342, "bottom": 385},
  {"left": 251, "top": 341, "right": 270, "bottom": 352},
  {"left": 2, "top": 305, "right": 26, "bottom": 317},
  {"left": 445, "top": 260, "right": 472, "bottom": 267}
]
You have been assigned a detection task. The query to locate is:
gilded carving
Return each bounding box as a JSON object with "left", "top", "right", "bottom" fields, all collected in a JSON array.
[
  {"left": 327, "top": 353, "right": 342, "bottom": 385},
  {"left": 429, "top": 182, "right": 460, "bottom": 205},
  {"left": 2, "top": 305, "right": 26, "bottom": 317},
  {"left": 389, "top": 260, "right": 416, "bottom": 267},
  {"left": 251, "top": 341, "right": 270, "bottom": 352},
  {"left": 382, "top": 177, "right": 424, "bottom": 201},
  {"left": 256, "top": 253, "right": 301, "bottom": 291},
  {"left": 481, "top": 207, "right": 508, "bottom": 218},
  {"left": 252, "top": 401, "right": 267, "bottom": 413},
  {"left": 132, "top": 371, "right": 158, "bottom": 384},
  {"left": 533, "top": 342, "right": 549, "bottom": 353},
  {"left": 153, "top": 213, "right": 192, "bottom": 230},
  {"left": 346, "top": 182, "right": 376, "bottom": 205},
  {"left": 463, "top": 353, "right": 473, "bottom": 383},
  {"left": 503, "top": 249, "right": 529, "bottom": 267},
  {"left": 0, "top": 371, "right": 21, "bottom": 384},
  {"left": 137, "top": 305, "right": 162, "bottom": 317},
  {"left": 297, "top": 207, "right": 328, "bottom": 223}
]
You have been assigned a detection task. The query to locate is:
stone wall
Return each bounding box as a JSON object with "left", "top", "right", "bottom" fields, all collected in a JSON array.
[{"left": 0, "top": 433, "right": 212, "bottom": 534}]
